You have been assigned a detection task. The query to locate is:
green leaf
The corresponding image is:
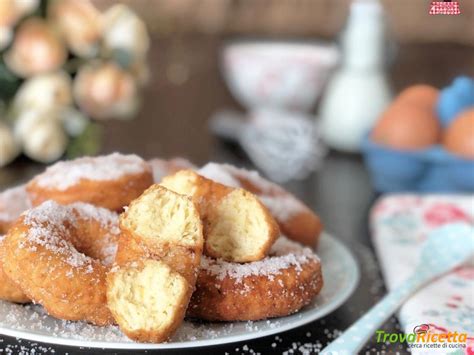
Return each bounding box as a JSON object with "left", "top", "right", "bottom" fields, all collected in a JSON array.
[
  {"left": 0, "top": 61, "right": 21, "bottom": 100},
  {"left": 66, "top": 122, "right": 103, "bottom": 158}
]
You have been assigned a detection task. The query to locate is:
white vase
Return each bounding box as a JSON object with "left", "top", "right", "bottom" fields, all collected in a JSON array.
[{"left": 319, "top": 0, "right": 392, "bottom": 153}]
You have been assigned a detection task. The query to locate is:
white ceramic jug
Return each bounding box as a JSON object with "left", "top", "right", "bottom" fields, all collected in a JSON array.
[{"left": 319, "top": 0, "right": 392, "bottom": 152}]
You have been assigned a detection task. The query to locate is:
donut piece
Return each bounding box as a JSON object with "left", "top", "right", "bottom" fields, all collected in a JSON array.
[
  {"left": 108, "top": 185, "right": 203, "bottom": 343},
  {"left": 2, "top": 201, "right": 119, "bottom": 325},
  {"left": 0, "top": 235, "right": 29, "bottom": 303},
  {"left": 0, "top": 185, "right": 31, "bottom": 234},
  {"left": 26, "top": 153, "right": 153, "bottom": 211},
  {"left": 188, "top": 236, "right": 323, "bottom": 321},
  {"left": 161, "top": 170, "right": 280, "bottom": 262},
  {"left": 199, "top": 163, "right": 323, "bottom": 247},
  {"left": 149, "top": 157, "right": 196, "bottom": 183}
]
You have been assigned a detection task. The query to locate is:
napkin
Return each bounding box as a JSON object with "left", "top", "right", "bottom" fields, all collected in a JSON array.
[{"left": 370, "top": 194, "right": 474, "bottom": 354}]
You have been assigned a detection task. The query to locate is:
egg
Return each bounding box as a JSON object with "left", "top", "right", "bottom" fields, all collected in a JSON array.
[
  {"left": 443, "top": 109, "right": 474, "bottom": 159},
  {"left": 397, "top": 85, "right": 439, "bottom": 110},
  {"left": 371, "top": 101, "right": 441, "bottom": 150}
]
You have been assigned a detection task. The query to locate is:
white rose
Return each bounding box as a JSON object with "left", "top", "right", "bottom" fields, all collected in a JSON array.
[
  {"left": 0, "top": 122, "right": 20, "bottom": 167},
  {"left": 102, "top": 5, "right": 149, "bottom": 63},
  {"left": 13, "top": 71, "right": 72, "bottom": 112},
  {"left": 14, "top": 109, "right": 60, "bottom": 142},
  {"left": 22, "top": 119, "right": 67, "bottom": 163}
]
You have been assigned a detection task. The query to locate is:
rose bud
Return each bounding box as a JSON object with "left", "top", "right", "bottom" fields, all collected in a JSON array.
[
  {"left": 48, "top": 0, "right": 102, "bottom": 58},
  {"left": 74, "top": 61, "right": 139, "bottom": 120},
  {"left": 5, "top": 18, "right": 67, "bottom": 77}
]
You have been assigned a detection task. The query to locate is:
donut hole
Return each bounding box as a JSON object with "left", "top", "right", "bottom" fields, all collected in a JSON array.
[
  {"left": 107, "top": 260, "right": 189, "bottom": 341},
  {"left": 121, "top": 185, "right": 202, "bottom": 248},
  {"left": 206, "top": 189, "right": 276, "bottom": 262}
]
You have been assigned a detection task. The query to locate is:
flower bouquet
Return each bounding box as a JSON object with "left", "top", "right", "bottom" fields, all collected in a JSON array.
[{"left": 0, "top": 0, "right": 150, "bottom": 167}]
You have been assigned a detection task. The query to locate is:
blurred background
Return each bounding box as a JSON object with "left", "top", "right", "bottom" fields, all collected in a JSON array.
[
  {"left": 90, "top": 0, "right": 466, "bottom": 154},
  {"left": 0, "top": 0, "right": 473, "bottom": 181},
  {"left": 94, "top": 0, "right": 474, "bottom": 161}
]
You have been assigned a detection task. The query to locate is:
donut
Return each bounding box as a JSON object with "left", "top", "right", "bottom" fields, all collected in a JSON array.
[
  {"left": 2, "top": 201, "right": 119, "bottom": 325},
  {"left": 0, "top": 185, "right": 31, "bottom": 303},
  {"left": 187, "top": 236, "right": 323, "bottom": 321},
  {"left": 161, "top": 170, "right": 280, "bottom": 262},
  {"left": 149, "top": 157, "right": 196, "bottom": 183},
  {"left": 198, "top": 163, "right": 323, "bottom": 247},
  {"left": 108, "top": 185, "right": 204, "bottom": 342},
  {"left": 26, "top": 153, "right": 153, "bottom": 211},
  {"left": 0, "top": 235, "right": 29, "bottom": 303},
  {"left": 0, "top": 185, "right": 31, "bottom": 234}
]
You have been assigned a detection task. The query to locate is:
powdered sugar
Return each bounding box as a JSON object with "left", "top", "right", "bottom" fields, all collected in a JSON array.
[
  {"left": 212, "top": 163, "right": 278, "bottom": 193},
  {"left": 149, "top": 157, "right": 196, "bottom": 182},
  {"left": 68, "top": 202, "right": 120, "bottom": 236},
  {"left": 198, "top": 163, "right": 240, "bottom": 188},
  {"left": 20, "top": 201, "right": 119, "bottom": 269},
  {"left": 32, "top": 153, "right": 149, "bottom": 190},
  {"left": 260, "top": 195, "right": 304, "bottom": 221},
  {"left": 198, "top": 163, "right": 306, "bottom": 221},
  {"left": 201, "top": 236, "right": 319, "bottom": 283},
  {"left": 0, "top": 303, "right": 261, "bottom": 345},
  {"left": 0, "top": 185, "right": 32, "bottom": 224}
]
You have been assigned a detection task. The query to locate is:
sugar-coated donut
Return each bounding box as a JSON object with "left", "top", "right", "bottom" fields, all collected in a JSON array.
[
  {"left": 0, "top": 185, "right": 32, "bottom": 303},
  {"left": 199, "top": 163, "right": 323, "bottom": 247},
  {"left": 2, "top": 201, "right": 119, "bottom": 325},
  {"left": 0, "top": 235, "right": 29, "bottom": 303},
  {"left": 108, "top": 185, "right": 204, "bottom": 343},
  {"left": 27, "top": 153, "right": 153, "bottom": 211},
  {"left": 161, "top": 170, "right": 280, "bottom": 262},
  {"left": 149, "top": 157, "right": 196, "bottom": 183},
  {"left": 0, "top": 185, "right": 31, "bottom": 234},
  {"left": 187, "top": 236, "right": 323, "bottom": 321}
]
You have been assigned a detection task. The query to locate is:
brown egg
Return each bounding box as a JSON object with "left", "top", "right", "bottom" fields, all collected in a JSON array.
[
  {"left": 443, "top": 109, "right": 474, "bottom": 159},
  {"left": 396, "top": 85, "right": 439, "bottom": 110},
  {"left": 371, "top": 102, "right": 441, "bottom": 150}
]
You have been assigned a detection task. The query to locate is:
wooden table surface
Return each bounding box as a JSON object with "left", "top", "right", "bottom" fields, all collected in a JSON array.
[{"left": 0, "top": 36, "right": 473, "bottom": 354}]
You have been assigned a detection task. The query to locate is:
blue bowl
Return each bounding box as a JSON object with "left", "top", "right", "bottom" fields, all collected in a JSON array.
[{"left": 362, "top": 135, "right": 474, "bottom": 192}]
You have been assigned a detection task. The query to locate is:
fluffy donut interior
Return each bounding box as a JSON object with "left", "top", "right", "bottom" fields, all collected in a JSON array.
[
  {"left": 121, "top": 185, "right": 202, "bottom": 248},
  {"left": 161, "top": 170, "right": 278, "bottom": 262},
  {"left": 107, "top": 260, "right": 189, "bottom": 336},
  {"left": 207, "top": 189, "right": 274, "bottom": 261}
]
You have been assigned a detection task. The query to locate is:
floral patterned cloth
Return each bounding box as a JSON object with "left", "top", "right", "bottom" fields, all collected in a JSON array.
[{"left": 370, "top": 194, "right": 474, "bottom": 354}]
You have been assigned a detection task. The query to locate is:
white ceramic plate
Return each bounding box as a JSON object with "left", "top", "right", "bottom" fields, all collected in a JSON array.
[{"left": 0, "top": 232, "right": 359, "bottom": 349}]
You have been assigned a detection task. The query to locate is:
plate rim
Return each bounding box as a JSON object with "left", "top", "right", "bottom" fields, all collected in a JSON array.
[{"left": 0, "top": 232, "right": 360, "bottom": 349}]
